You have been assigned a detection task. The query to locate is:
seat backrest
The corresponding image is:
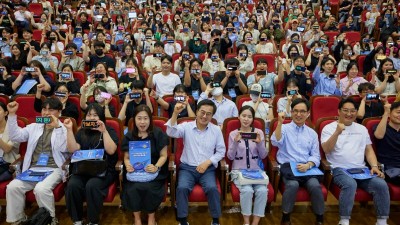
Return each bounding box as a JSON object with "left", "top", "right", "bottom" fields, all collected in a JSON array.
[
  {"left": 73, "top": 71, "right": 87, "bottom": 87},
  {"left": 362, "top": 117, "right": 381, "bottom": 151},
  {"left": 67, "top": 95, "right": 83, "bottom": 125},
  {"left": 252, "top": 54, "right": 276, "bottom": 73},
  {"left": 87, "top": 95, "right": 120, "bottom": 117},
  {"left": 160, "top": 95, "right": 194, "bottom": 118},
  {"left": 105, "top": 118, "right": 123, "bottom": 160},
  {"left": 357, "top": 55, "right": 366, "bottom": 75},
  {"left": 387, "top": 95, "right": 396, "bottom": 104},
  {"left": 222, "top": 117, "right": 265, "bottom": 167},
  {"left": 14, "top": 95, "right": 42, "bottom": 123},
  {"left": 59, "top": 116, "right": 78, "bottom": 134},
  {"left": 28, "top": 3, "right": 43, "bottom": 16},
  {"left": 0, "top": 95, "right": 9, "bottom": 105},
  {"left": 315, "top": 117, "right": 337, "bottom": 158},
  {"left": 17, "top": 117, "right": 29, "bottom": 157},
  {"left": 310, "top": 95, "right": 341, "bottom": 125},
  {"left": 235, "top": 94, "right": 250, "bottom": 111}
]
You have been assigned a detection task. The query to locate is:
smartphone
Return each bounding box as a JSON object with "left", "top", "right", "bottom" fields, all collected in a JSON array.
[
  {"left": 260, "top": 37, "right": 267, "bottom": 42},
  {"left": 240, "top": 132, "right": 257, "bottom": 139},
  {"left": 226, "top": 27, "right": 234, "bottom": 32},
  {"left": 1, "top": 11, "right": 7, "bottom": 16},
  {"left": 54, "top": 91, "right": 67, "bottom": 98},
  {"left": 211, "top": 55, "right": 218, "bottom": 60},
  {"left": 363, "top": 38, "right": 370, "bottom": 43},
  {"left": 167, "top": 39, "right": 174, "bottom": 44},
  {"left": 51, "top": 25, "right": 58, "bottom": 31},
  {"left": 214, "top": 38, "right": 220, "bottom": 42},
  {"left": 191, "top": 69, "right": 200, "bottom": 74},
  {"left": 287, "top": 90, "right": 297, "bottom": 95},
  {"left": 126, "top": 68, "right": 136, "bottom": 73},
  {"left": 388, "top": 42, "right": 394, "bottom": 47},
  {"left": 297, "top": 26, "right": 305, "bottom": 32},
  {"left": 174, "top": 96, "right": 185, "bottom": 102},
  {"left": 387, "top": 69, "right": 397, "bottom": 74},
  {"left": 295, "top": 66, "right": 306, "bottom": 72},
  {"left": 312, "top": 25, "right": 319, "bottom": 30},
  {"left": 30, "top": 171, "right": 47, "bottom": 176},
  {"left": 100, "top": 92, "right": 112, "bottom": 99},
  {"left": 74, "top": 27, "right": 82, "bottom": 32},
  {"left": 65, "top": 50, "right": 73, "bottom": 55},
  {"left": 3, "top": 52, "right": 11, "bottom": 57},
  {"left": 153, "top": 53, "right": 162, "bottom": 58},
  {"left": 260, "top": 92, "right": 272, "bottom": 99},
  {"left": 40, "top": 50, "right": 48, "bottom": 56},
  {"left": 129, "top": 93, "right": 141, "bottom": 99},
  {"left": 94, "top": 74, "right": 105, "bottom": 79},
  {"left": 25, "top": 67, "right": 35, "bottom": 72},
  {"left": 81, "top": 120, "right": 99, "bottom": 128},
  {"left": 117, "top": 26, "right": 124, "bottom": 31},
  {"left": 228, "top": 66, "right": 237, "bottom": 71},
  {"left": 292, "top": 39, "right": 300, "bottom": 43},
  {"left": 314, "top": 47, "right": 323, "bottom": 53},
  {"left": 239, "top": 53, "right": 247, "bottom": 58},
  {"left": 36, "top": 116, "right": 51, "bottom": 124},
  {"left": 128, "top": 12, "right": 137, "bottom": 19},
  {"left": 347, "top": 168, "right": 365, "bottom": 174},
  {"left": 366, "top": 93, "right": 379, "bottom": 100},
  {"left": 328, "top": 74, "right": 337, "bottom": 79},
  {"left": 60, "top": 72, "right": 72, "bottom": 80},
  {"left": 182, "top": 28, "right": 189, "bottom": 32},
  {"left": 193, "top": 37, "right": 200, "bottom": 41},
  {"left": 212, "top": 82, "right": 221, "bottom": 88},
  {"left": 256, "top": 70, "right": 266, "bottom": 76},
  {"left": 183, "top": 54, "right": 190, "bottom": 60}
]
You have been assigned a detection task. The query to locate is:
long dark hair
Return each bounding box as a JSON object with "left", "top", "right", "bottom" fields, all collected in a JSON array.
[
  {"left": 79, "top": 103, "right": 107, "bottom": 148},
  {"left": 131, "top": 105, "right": 154, "bottom": 139},
  {"left": 0, "top": 102, "right": 8, "bottom": 120},
  {"left": 377, "top": 58, "right": 395, "bottom": 83},
  {"left": 239, "top": 105, "right": 255, "bottom": 127}
]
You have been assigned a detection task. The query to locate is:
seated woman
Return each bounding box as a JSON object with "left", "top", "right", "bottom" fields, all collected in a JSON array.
[
  {"left": 118, "top": 58, "right": 146, "bottom": 95},
  {"left": 80, "top": 62, "right": 118, "bottom": 97},
  {"left": 247, "top": 58, "right": 282, "bottom": 96},
  {"left": 118, "top": 80, "right": 153, "bottom": 126},
  {"left": 34, "top": 83, "right": 79, "bottom": 121},
  {"left": 80, "top": 86, "right": 116, "bottom": 118},
  {"left": 173, "top": 47, "right": 193, "bottom": 79},
  {"left": 277, "top": 78, "right": 304, "bottom": 117},
  {"left": 340, "top": 62, "right": 368, "bottom": 96},
  {"left": 373, "top": 58, "right": 400, "bottom": 95},
  {"left": 121, "top": 105, "right": 169, "bottom": 225},
  {"left": 0, "top": 102, "right": 20, "bottom": 182},
  {"left": 312, "top": 55, "right": 342, "bottom": 96},
  {"left": 202, "top": 47, "right": 226, "bottom": 79},
  {"left": 255, "top": 32, "right": 277, "bottom": 54},
  {"left": 0, "top": 59, "right": 16, "bottom": 96},
  {"left": 115, "top": 44, "right": 138, "bottom": 78},
  {"left": 153, "top": 84, "right": 195, "bottom": 118},
  {"left": 12, "top": 60, "right": 55, "bottom": 96},
  {"left": 57, "top": 64, "right": 81, "bottom": 94},
  {"left": 236, "top": 44, "right": 254, "bottom": 75},
  {"left": 42, "top": 31, "right": 65, "bottom": 54},
  {"left": 227, "top": 105, "right": 268, "bottom": 225},
  {"left": 188, "top": 32, "right": 207, "bottom": 55},
  {"left": 28, "top": 42, "right": 59, "bottom": 72},
  {"left": 8, "top": 44, "right": 28, "bottom": 71},
  {"left": 64, "top": 103, "right": 119, "bottom": 225}
]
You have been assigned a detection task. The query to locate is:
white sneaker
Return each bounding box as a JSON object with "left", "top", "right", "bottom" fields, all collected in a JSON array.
[
  {"left": 178, "top": 223, "right": 189, "bottom": 225},
  {"left": 11, "top": 215, "right": 28, "bottom": 225},
  {"left": 73, "top": 221, "right": 83, "bottom": 225},
  {"left": 51, "top": 217, "right": 59, "bottom": 225}
]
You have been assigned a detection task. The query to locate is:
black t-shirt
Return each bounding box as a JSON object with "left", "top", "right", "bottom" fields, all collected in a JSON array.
[
  {"left": 215, "top": 72, "right": 247, "bottom": 97},
  {"left": 185, "top": 75, "right": 211, "bottom": 99},
  {"left": 0, "top": 75, "right": 16, "bottom": 96},
  {"left": 57, "top": 80, "right": 81, "bottom": 94},
  {"left": 284, "top": 71, "right": 313, "bottom": 97},
  {"left": 167, "top": 101, "right": 196, "bottom": 119},
  {"left": 374, "top": 124, "right": 400, "bottom": 169},
  {"left": 21, "top": 40, "right": 40, "bottom": 54},
  {"left": 89, "top": 55, "right": 115, "bottom": 70},
  {"left": 356, "top": 101, "right": 384, "bottom": 123},
  {"left": 75, "top": 126, "right": 119, "bottom": 173},
  {"left": 340, "top": 0, "right": 352, "bottom": 12},
  {"left": 34, "top": 97, "right": 79, "bottom": 122},
  {"left": 121, "top": 127, "right": 169, "bottom": 181},
  {"left": 352, "top": 6, "right": 363, "bottom": 17},
  {"left": 119, "top": 75, "right": 146, "bottom": 92},
  {"left": 7, "top": 54, "right": 28, "bottom": 71},
  {"left": 125, "top": 99, "right": 146, "bottom": 126}
]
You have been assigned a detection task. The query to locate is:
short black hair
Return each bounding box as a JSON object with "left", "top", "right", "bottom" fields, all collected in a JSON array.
[
  {"left": 154, "top": 41, "right": 164, "bottom": 48},
  {"left": 211, "top": 29, "right": 222, "bottom": 37},
  {"left": 391, "top": 101, "right": 400, "bottom": 111},
  {"left": 224, "top": 57, "right": 240, "bottom": 67},
  {"left": 338, "top": 97, "right": 358, "bottom": 110},
  {"left": 357, "top": 82, "right": 375, "bottom": 93},
  {"left": 42, "top": 98, "right": 63, "bottom": 111},
  {"left": 291, "top": 98, "right": 310, "bottom": 111},
  {"left": 197, "top": 99, "right": 217, "bottom": 115},
  {"left": 130, "top": 80, "right": 145, "bottom": 90},
  {"left": 66, "top": 43, "right": 78, "bottom": 50},
  {"left": 93, "top": 41, "right": 105, "bottom": 48},
  {"left": 161, "top": 54, "right": 172, "bottom": 63}
]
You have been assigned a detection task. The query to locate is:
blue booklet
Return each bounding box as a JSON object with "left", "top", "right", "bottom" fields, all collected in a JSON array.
[
  {"left": 71, "top": 149, "right": 104, "bottom": 163},
  {"left": 17, "top": 170, "right": 53, "bottom": 182},
  {"left": 129, "top": 141, "right": 151, "bottom": 172},
  {"left": 290, "top": 162, "right": 324, "bottom": 177},
  {"left": 343, "top": 168, "right": 377, "bottom": 180},
  {"left": 240, "top": 169, "right": 264, "bottom": 180},
  {"left": 16, "top": 79, "right": 37, "bottom": 95},
  {"left": 73, "top": 37, "right": 83, "bottom": 51}
]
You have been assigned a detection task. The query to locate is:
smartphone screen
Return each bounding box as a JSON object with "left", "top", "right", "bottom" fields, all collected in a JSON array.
[
  {"left": 260, "top": 92, "right": 272, "bottom": 98},
  {"left": 36, "top": 116, "right": 52, "bottom": 124},
  {"left": 81, "top": 120, "right": 99, "bottom": 128},
  {"left": 366, "top": 93, "right": 379, "bottom": 100},
  {"left": 100, "top": 92, "right": 112, "bottom": 99},
  {"left": 129, "top": 93, "right": 142, "bottom": 99},
  {"left": 240, "top": 132, "right": 257, "bottom": 139}
]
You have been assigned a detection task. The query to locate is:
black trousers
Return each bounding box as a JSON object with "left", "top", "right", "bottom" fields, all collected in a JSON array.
[{"left": 65, "top": 173, "right": 115, "bottom": 223}]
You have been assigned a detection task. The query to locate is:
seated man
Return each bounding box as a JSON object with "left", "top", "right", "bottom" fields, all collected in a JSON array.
[
  {"left": 374, "top": 101, "right": 400, "bottom": 185},
  {"left": 5, "top": 98, "right": 68, "bottom": 225},
  {"left": 198, "top": 82, "right": 238, "bottom": 126},
  {"left": 166, "top": 99, "right": 226, "bottom": 225},
  {"left": 143, "top": 41, "right": 165, "bottom": 74},
  {"left": 321, "top": 98, "right": 390, "bottom": 225},
  {"left": 356, "top": 82, "right": 385, "bottom": 123},
  {"left": 214, "top": 58, "right": 248, "bottom": 102},
  {"left": 271, "top": 98, "right": 324, "bottom": 225},
  {"left": 83, "top": 41, "right": 115, "bottom": 71},
  {"left": 14, "top": 3, "right": 32, "bottom": 32}
]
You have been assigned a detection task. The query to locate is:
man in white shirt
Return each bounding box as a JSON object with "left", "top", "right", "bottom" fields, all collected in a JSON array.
[
  {"left": 143, "top": 41, "right": 165, "bottom": 74},
  {"left": 14, "top": 3, "right": 32, "bottom": 31},
  {"left": 321, "top": 97, "right": 390, "bottom": 225}
]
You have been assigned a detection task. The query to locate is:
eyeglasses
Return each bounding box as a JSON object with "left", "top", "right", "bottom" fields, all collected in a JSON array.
[
  {"left": 341, "top": 108, "right": 357, "bottom": 114},
  {"left": 198, "top": 110, "right": 213, "bottom": 117},
  {"left": 291, "top": 110, "right": 308, "bottom": 115}
]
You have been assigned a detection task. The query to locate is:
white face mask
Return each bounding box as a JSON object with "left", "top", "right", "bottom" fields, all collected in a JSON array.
[
  {"left": 211, "top": 87, "right": 223, "bottom": 96},
  {"left": 250, "top": 94, "right": 259, "bottom": 102},
  {"left": 95, "top": 94, "right": 104, "bottom": 103}
]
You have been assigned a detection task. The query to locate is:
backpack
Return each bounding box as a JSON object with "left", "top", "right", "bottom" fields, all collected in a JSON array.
[{"left": 23, "top": 207, "right": 52, "bottom": 225}]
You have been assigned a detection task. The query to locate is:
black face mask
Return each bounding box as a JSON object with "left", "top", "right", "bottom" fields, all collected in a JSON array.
[{"left": 95, "top": 49, "right": 103, "bottom": 56}]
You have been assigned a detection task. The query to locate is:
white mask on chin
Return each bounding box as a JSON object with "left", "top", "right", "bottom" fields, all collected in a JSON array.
[
  {"left": 211, "top": 87, "right": 223, "bottom": 96},
  {"left": 250, "top": 94, "right": 258, "bottom": 102}
]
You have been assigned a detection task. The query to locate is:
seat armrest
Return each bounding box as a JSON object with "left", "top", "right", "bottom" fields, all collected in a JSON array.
[
  {"left": 9, "top": 157, "right": 23, "bottom": 173},
  {"left": 168, "top": 154, "right": 175, "bottom": 171},
  {"left": 115, "top": 160, "right": 123, "bottom": 171},
  {"left": 321, "top": 159, "right": 332, "bottom": 172},
  {"left": 62, "top": 158, "right": 71, "bottom": 171},
  {"left": 268, "top": 155, "right": 280, "bottom": 172},
  {"left": 220, "top": 159, "right": 228, "bottom": 171}
]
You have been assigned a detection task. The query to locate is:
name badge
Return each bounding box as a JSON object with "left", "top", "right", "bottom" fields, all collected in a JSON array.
[
  {"left": 191, "top": 90, "right": 199, "bottom": 100},
  {"left": 179, "top": 70, "right": 184, "bottom": 78},
  {"left": 228, "top": 88, "right": 237, "bottom": 98},
  {"left": 0, "top": 83, "right": 4, "bottom": 87},
  {"left": 36, "top": 153, "right": 49, "bottom": 166}
]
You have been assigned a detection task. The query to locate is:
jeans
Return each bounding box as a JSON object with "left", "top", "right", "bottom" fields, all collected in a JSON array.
[
  {"left": 333, "top": 168, "right": 390, "bottom": 219},
  {"left": 233, "top": 179, "right": 268, "bottom": 217},
  {"left": 176, "top": 163, "right": 221, "bottom": 218},
  {"left": 281, "top": 177, "right": 325, "bottom": 215}
]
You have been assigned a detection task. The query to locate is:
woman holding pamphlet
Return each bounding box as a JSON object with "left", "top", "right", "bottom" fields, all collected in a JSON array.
[
  {"left": 64, "top": 103, "right": 119, "bottom": 225},
  {"left": 227, "top": 105, "right": 268, "bottom": 225},
  {"left": 121, "top": 105, "right": 168, "bottom": 225}
]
